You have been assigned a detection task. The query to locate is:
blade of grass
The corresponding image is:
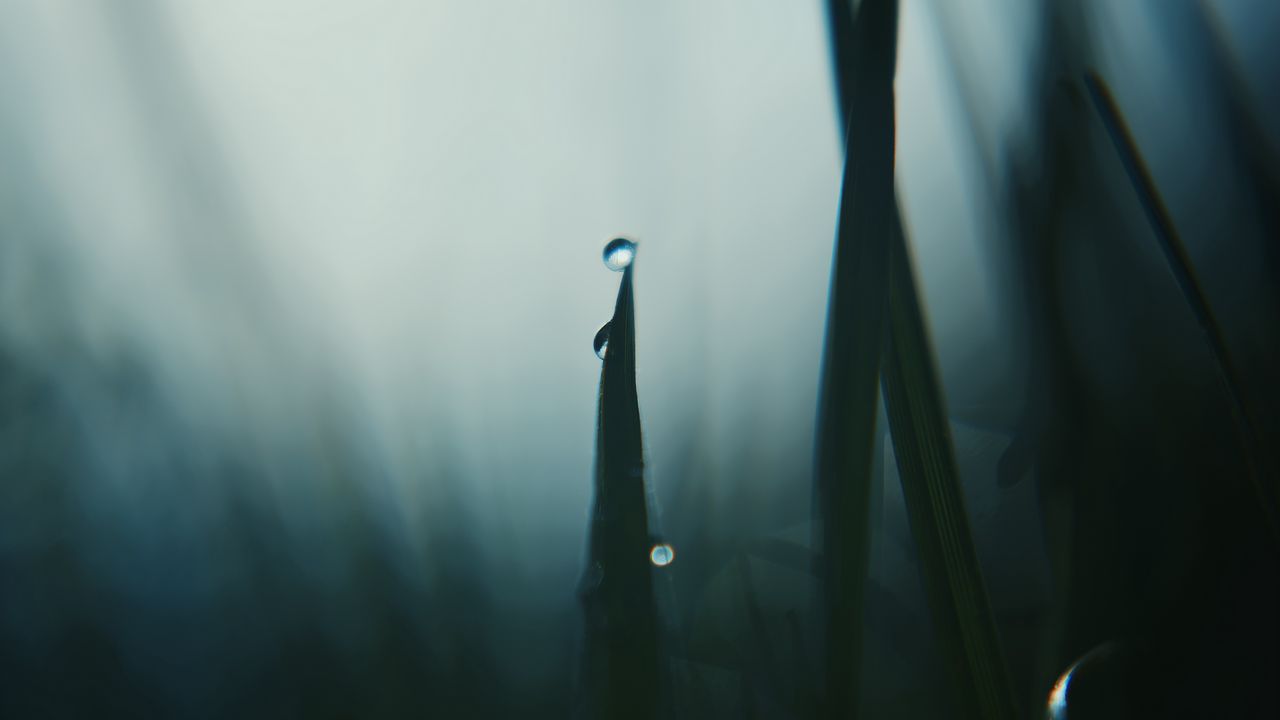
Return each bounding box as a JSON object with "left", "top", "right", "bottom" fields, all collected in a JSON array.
[
  {"left": 880, "top": 212, "right": 1020, "bottom": 720},
  {"left": 579, "top": 266, "right": 661, "bottom": 720},
  {"left": 825, "top": 2, "right": 1020, "bottom": 717},
  {"left": 825, "top": 0, "right": 857, "bottom": 129},
  {"left": 813, "top": 0, "right": 899, "bottom": 716},
  {"left": 1084, "top": 70, "right": 1279, "bottom": 545}
]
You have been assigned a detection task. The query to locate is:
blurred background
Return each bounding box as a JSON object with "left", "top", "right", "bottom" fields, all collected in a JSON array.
[{"left": 1, "top": 0, "right": 1276, "bottom": 717}]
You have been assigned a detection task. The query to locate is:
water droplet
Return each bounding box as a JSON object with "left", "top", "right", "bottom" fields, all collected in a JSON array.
[
  {"left": 602, "top": 237, "right": 636, "bottom": 271},
  {"left": 1047, "top": 661, "right": 1076, "bottom": 720},
  {"left": 594, "top": 323, "right": 611, "bottom": 359},
  {"left": 650, "top": 544, "right": 675, "bottom": 567},
  {"left": 1047, "top": 642, "right": 1118, "bottom": 720}
]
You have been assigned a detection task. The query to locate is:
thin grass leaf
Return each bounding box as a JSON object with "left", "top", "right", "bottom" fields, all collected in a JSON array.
[
  {"left": 824, "top": 2, "right": 1018, "bottom": 717},
  {"left": 1084, "top": 70, "right": 1280, "bottom": 544},
  {"left": 579, "top": 265, "right": 661, "bottom": 720},
  {"left": 813, "top": 0, "right": 899, "bottom": 716},
  {"left": 880, "top": 213, "right": 1020, "bottom": 720}
]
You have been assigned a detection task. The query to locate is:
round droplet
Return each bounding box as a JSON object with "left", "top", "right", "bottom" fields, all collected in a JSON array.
[
  {"left": 594, "top": 322, "right": 611, "bottom": 359},
  {"left": 602, "top": 237, "right": 636, "bottom": 271},
  {"left": 649, "top": 544, "right": 675, "bottom": 567}
]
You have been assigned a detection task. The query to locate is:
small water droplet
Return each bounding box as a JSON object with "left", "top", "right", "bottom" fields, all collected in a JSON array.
[
  {"left": 650, "top": 544, "right": 675, "bottom": 567},
  {"left": 602, "top": 237, "right": 636, "bottom": 271},
  {"left": 594, "top": 323, "right": 611, "bottom": 359}
]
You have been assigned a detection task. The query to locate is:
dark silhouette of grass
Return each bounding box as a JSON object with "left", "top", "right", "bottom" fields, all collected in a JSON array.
[
  {"left": 1195, "top": 0, "right": 1280, "bottom": 269},
  {"left": 579, "top": 264, "right": 662, "bottom": 720},
  {"left": 820, "top": 1, "right": 1016, "bottom": 717},
  {"left": 924, "top": 4, "right": 1280, "bottom": 715},
  {"left": 1084, "top": 69, "right": 1279, "bottom": 545},
  {"left": 5, "top": 3, "right": 1278, "bottom": 717},
  {"left": 880, "top": 214, "right": 1019, "bottom": 720},
  {"left": 813, "top": 0, "right": 898, "bottom": 715}
]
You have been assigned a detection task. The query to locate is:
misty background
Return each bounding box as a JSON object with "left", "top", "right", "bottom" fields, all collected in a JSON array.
[{"left": 1, "top": 0, "right": 1277, "bottom": 717}]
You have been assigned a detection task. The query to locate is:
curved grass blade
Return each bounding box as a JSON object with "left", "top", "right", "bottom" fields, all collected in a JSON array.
[
  {"left": 881, "top": 215, "right": 1020, "bottom": 720},
  {"left": 813, "top": 0, "right": 899, "bottom": 716},
  {"left": 578, "top": 266, "right": 661, "bottom": 720},
  {"left": 1084, "top": 70, "right": 1280, "bottom": 544}
]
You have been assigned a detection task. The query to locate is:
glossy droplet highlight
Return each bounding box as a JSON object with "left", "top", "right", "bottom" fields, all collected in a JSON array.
[
  {"left": 1046, "top": 660, "right": 1076, "bottom": 720},
  {"left": 602, "top": 237, "right": 636, "bottom": 271},
  {"left": 650, "top": 544, "right": 675, "bottom": 567},
  {"left": 1046, "top": 642, "right": 1116, "bottom": 720},
  {"left": 594, "top": 323, "right": 610, "bottom": 359}
]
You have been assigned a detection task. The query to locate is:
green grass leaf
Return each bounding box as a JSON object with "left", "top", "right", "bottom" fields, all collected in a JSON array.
[
  {"left": 881, "top": 214, "right": 1020, "bottom": 720},
  {"left": 813, "top": 0, "right": 899, "bottom": 715},
  {"left": 579, "top": 265, "right": 662, "bottom": 720},
  {"left": 1085, "top": 69, "right": 1279, "bottom": 544}
]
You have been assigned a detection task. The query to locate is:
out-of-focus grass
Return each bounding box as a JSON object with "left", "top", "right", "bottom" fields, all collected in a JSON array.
[
  {"left": 1085, "top": 69, "right": 1278, "bottom": 545},
  {"left": 925, "top": 2, "right": 1280, "bottom": 715}
]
